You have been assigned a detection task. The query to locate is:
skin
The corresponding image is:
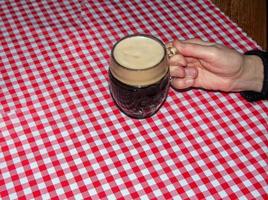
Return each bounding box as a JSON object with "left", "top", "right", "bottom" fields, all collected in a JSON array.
[{"left": 169, "top": 39, "right": 264, "bottom": 93}]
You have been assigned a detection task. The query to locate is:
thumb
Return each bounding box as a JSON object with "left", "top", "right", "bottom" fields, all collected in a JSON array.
[{"left": 173, "top": 40, "right": 214, "bottom": 60}]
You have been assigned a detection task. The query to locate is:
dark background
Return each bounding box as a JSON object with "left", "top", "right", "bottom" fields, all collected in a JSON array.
[{"left": 212, "top": 0, "right": 267, "bottom": 50}]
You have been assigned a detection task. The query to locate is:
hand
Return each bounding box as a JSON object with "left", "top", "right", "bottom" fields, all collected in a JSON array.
[{"left": 169, "top": 39, "right": 264, "bottom": 92}]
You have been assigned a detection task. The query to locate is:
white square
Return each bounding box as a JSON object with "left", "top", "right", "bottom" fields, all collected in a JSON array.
[
  {"left": 115, "top": 178, "right": 124, "bottom": 186},
  {"left": 125, "top": 140, "right": 133, "bottom": 147},
  {"left": 154, "top": 163, "right": 162, "bottom": 171},
  {"left": 216, "top": 165, "right": 224, "bottom": 172},
  {"left": 243, "top": 141, "right": 251, "bottom": 148},
  {"left": 52, "top": 177, "right": 60, "bottom": 185},
  {"left": 220, "top": 150, "right": 228, "bottom": 158},
  {"left": 118, "top": 153, "right": 125, "bottom": 161},
  {"left": 211, "top": 179, "right": 220, "bottom": 187},
  {"left": 28, "top": 121, "right": 36, "bottom": 128},
  {"left": 128, "top": 173, "right": 137, "bottom": 181},
  {"left": 111, "top": 144, "right": 120, "bottom": 152},
  {"left": 1, "top": 130, "right": 9, "bottom": 137},
  {"left": 191, "top": 174, "right": 200, "bottom": 182},
  {"left": 102, "top": 156, "right": 112, "bottom": 165},
  {"left": 184, "top": 141, "right": 191, "bottom": 148},
  {"left": 252, "top": 190, "right": 261, "bottom": 198},
  {"left": 2, "top": 171, "right": 10, "bottom": 179},
  {"left": 66, "top": 172, "right": 74, "bottom": 180},
  {"left": 119, "top": 131, "right": 127, "bottom": 138},
  {"left": 135, "top": 159, "right": 143, "bottom": 166},
  {"left": 179, "top": 154, "right": 187, "bottom": 162},
  {"left": 16, "top": 166, "right": 24, "bottom": 174},
  {"left": 56, "top": 188, "right": 65, "bottom": 196},
  {"left": 38, "top": 182, "right": 46, "bottom": 190},
  {"left": 83, "top": 178, "right": 92, "bottom": 185},
  {"left": 172, "top": 169, "right": 181, "bottom": 176},
  {"left": 102, "top": 183, "right": 111, "bottom": 191},
  {"left": 74, "top": 194, "right": 83, "bottom": 199},
  {"left": 231, "top": 185, "right": 240, "bottom": 193},
  {"left": 206, "top": 133, "right": 214, "bottom": 139},
  {"left": 179, "top": 179, "right": 187, "bottom": 187},
  {"left": 70, "top": 148, "right": 78, "bottom": 156},
  {"left": 100, "top": 148, "right": 109, "bottom": 156},
  {"left": 185, "top": 164, "right": 193, "bottom": 171},
  {"left": 141, "top": 168, "right": 150, "bottom": 176},
  {"left": 223, "top": 174, "right": 232, "bottom": 182},
  {"left": 243, "top": 180, "right": 252, "bottom": 187},
  {"left": 107, "top": 135, "right": 115, "bottom": 142},
  {"left": 123, "top": 163, "right": 131, "bottom": 171},
  {"left": 171, "top": 124, "right": 179, "bottom": 130},
  {"left": 48, "top": 166, "right": 56, "bottom": 174},
  {"left": 30, "top": 162, "right": 38, "bottom": 169},
  {"left": 250, "top": 150, "right": 259, "bottom": 158},
  {"left": 190, "top": 150, "right": 198, "bottom": 157},
  {"left": 185, "top": 188, "right": 195, "bottom": 198},
  {"left": 160, "top": 174, "right": 169, "bottom": 181},
  {"left": 70, "top": 182, "right": 79, "bottom": 190},
  {"left": 6, "top": 181, "right": 15, "bottom": 190},
  {"left": 153, "top": 189, "right": 162, "bottom": 197},
  {"left": 166, "top": 159, "right": 175, "bottom": 167},
  {"left": 130, "top": 149, "right": 138, "bottom": 156},
  {"left": 204, "top": 169, "right": 212, "bottom": 177},
  {"left": 20, "top": 177, "right": 28, "bottom": 184},
  {"left": 9, "top": 147, "right": 18, "bottom": 155},
  {"left": 106, "top": 194, "right": 116, "bottom": 200},
  {"left": 120, "top": 188, "right": 130, "bottom": 196},
  {"left": 78, "top": 167, "right": 87, "bottom": 175},
  {"left": 24, "top": 187, "right": 32, "bottom": 195},
  {"left": 255, "top": 174, "right": 265, "bottom": 182},
  {"left": 22, "top": 143, "right": 31, "bottom": 150},
  {"left": 33, "top": 172, "right": 42, "bottom": 180},
  {"left": 235, "top": 169, "right": 244, "bottom": 177},
  {"left": 199, "top": 184, "right": 207, "bottom": 192},
  {"left": 166, "top": 184, "right": 176, "bottom": 192},
  {"left": 19, "top": 134, "right": 27, "bottom": 141},
  {"left": 134, "top": 183, "right": 143, "bottom": 191},
  {"left": 160, "top": 149, "right": 168, "bottom": 157},
  {"left": 96, "top": 173, "right": 105, "bottom": 180},
  {"left": 172, "top": 145, "right": 180, "bottom": 153},
  {"left": 208, "top": 155, "right": 217, "bottom": 162},
  {"left": 227, "top": 160, "right": 236, "bottom": 167}
]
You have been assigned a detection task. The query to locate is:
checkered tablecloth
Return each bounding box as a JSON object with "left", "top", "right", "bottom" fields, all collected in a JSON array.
[{"left": 1, "top": 0, "right": 267, "bottom": 199}]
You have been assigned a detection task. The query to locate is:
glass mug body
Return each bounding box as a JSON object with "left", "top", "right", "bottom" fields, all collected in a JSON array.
[{"left": 109, "top": 34, "right": 170, "bottom": 119}]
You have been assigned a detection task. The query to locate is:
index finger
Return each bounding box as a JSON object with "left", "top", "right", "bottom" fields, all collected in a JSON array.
[{"left": 173, "top": 40, "right": 217, "bottom": 61}]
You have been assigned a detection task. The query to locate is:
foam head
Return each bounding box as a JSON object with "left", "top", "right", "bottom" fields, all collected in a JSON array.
[{"left": 110, "top": 35, "right": 168, "bottom": 87}]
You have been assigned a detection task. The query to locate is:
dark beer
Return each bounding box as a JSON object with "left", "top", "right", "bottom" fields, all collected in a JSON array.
[
  {"left": 109, "top": 34, "right": 170, "bottom": 119},
  {"left": 109, "top": 70, "right": 170, "bottom": 119}
]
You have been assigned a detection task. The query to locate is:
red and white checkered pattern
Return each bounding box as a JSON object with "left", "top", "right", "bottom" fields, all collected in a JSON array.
[{"left": 1, "top": 0, "right": 267, "bottom": 199}]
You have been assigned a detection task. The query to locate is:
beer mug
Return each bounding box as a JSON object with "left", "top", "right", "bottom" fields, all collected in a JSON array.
[{"left": 109, "top": 34, "right": 172, "bottom": 119}]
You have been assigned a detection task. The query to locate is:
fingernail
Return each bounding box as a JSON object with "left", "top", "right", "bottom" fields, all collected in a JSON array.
[
  {"left": 185, "top": 68, "right": 197, "bottom": 78},
  {"left": 185, "top": 79, "right": 194, "bottom": 86}
]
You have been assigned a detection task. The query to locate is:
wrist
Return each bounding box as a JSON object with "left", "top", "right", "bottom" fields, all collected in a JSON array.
[{"left": 232, "top": 55, "right": 264, "bottom": 92}]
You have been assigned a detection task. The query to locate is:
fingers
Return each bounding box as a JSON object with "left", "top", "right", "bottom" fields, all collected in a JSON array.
[
  {"left": 172, "top": 78, "right": 195, "bottom": 90},
  {"left": 170, "top": 65, "right": 185, "bottom": 77},
  {"left": 170, "top": 67, "right": 198, "bottom": 90},
  {"left": 173, "top": 39, "right": 217, "bottom": 60},
  {"left": 169, "top": 54, "right": 187, "bottom": 66},
  {"left": 180, "top": 38, "right": 215, "bottom": 46},
  {"left": 168, "top": 38, "right": 213, "bottom": 90}
]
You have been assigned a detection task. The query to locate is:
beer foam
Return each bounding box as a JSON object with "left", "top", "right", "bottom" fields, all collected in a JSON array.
[
  {"left": 113, "top": 36, "right": 165, "bottom": 69},
  {"left": 111, "top": 35, "right": 168, "bottom": 87}
]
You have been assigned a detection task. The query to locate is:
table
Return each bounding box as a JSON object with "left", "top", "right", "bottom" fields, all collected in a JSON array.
[{"left": 1, "top": 0, "right": 267, "bottom": 199}]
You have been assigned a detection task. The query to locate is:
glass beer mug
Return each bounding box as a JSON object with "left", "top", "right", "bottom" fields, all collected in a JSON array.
[{"left": 109, "top": 34, "right": 171, "bottom": 119}]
